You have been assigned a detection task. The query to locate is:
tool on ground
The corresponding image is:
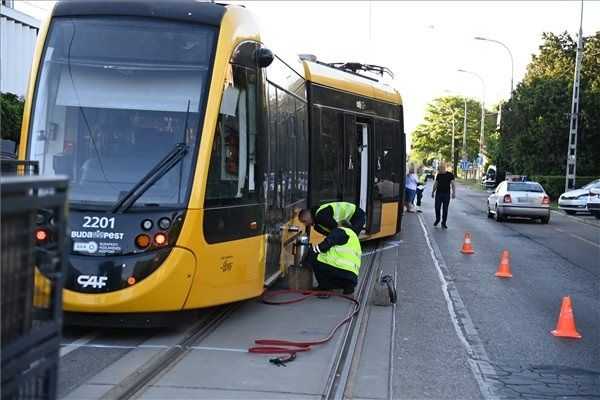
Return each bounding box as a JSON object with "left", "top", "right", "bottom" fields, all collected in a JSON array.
[
  {"left": 287, "top": 234, "right": 313, "bottom": 290},
  {"left": 373, "top": 274, "right": 397, "bottom": 306},
  {"left": 460, "top": 232, "right": 475, "bottom": 254},
  {"left": 551, "top": 296, "right": 582, "bottom": 339},
  {"left": 248, "top": 289, "right": 360, "bottom": 365},
  {"left": 495, "top": 250, "right": 513, "bottom": 278}
]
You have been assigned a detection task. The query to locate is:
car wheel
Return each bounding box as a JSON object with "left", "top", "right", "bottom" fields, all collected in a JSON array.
[
  {"left": 593, "top": 211, "right": 600, "bottom": 220},
  {"left": 495, "top": 205, "right": 504, "bottom": 222},
  {"left": 487, "top": 206, "right": 493, "bottom": 218},
  {"left": 565, "top": 210, "right": 576, "bottom": 215},
  {"left": 540, "top": 215, "right": 550, "bottom": 224}
]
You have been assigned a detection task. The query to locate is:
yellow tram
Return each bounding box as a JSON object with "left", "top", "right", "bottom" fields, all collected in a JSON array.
[{"left": 18, "top": 1, "right": 405, "bottom": 321}]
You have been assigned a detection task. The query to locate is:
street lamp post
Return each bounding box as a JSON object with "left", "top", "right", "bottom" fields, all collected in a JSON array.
[
  {"left": 474, "top": 36, "right": 514, "bottom": 96},
  {"left": 458, "top": 69, "right": 486, "bottom": 178},
  {"left": 443, "top": 90, "right": 467, "bottom": 177}
]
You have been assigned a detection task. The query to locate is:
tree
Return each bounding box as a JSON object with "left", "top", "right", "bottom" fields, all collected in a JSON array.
[
  {"left": 411, "top": 96, "right": 496, "bottom": 172},
  {"left": 1, "top": 92, "right": 24, "bottom": 144},
  {"left": 500, "top": 32, "right": 600, "bottom": 176}
]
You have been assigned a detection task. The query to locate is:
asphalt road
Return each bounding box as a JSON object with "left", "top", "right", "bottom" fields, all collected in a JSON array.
[{"left": 415, "top": 182, "right": 600, "bottom": 399}]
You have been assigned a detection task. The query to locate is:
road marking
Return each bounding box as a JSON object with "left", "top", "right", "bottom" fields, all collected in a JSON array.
[
  {"left": 189, "top": 346, "right": 247, "bottom": 353},
  {"left": 417, "top": 214, "right": 499, "bottom": 400},
  {"left": 550, "top": 209, "right": 600, "bottom": 229},
  {"left": 363, "top": 241, "right": 403, "bottom": 256},
  {"left": 58, "top": 343, "right": 247, "bottom": 353},
  {"left": 60, "top": 333, "right": 97, "bottom": 357},
  {"left": 553, "top": 227, "right": 600, "bottom": 249}
]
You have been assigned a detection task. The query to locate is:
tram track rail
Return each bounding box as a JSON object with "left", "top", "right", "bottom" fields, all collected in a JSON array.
[
  {"left": 97, "top": 303, "right": 239, "bottom": 400},
  {"left": 324, "top": 240, "right": 382, "bottom": 400}
]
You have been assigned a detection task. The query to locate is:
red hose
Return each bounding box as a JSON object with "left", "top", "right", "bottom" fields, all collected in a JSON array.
[{"left": 248, "top": 289, "right": 360, "bottom": 365}]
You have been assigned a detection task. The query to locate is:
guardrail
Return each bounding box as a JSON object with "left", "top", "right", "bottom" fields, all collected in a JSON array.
[{"left": 1, "top": 175, "right": 68, "bottom": 400}]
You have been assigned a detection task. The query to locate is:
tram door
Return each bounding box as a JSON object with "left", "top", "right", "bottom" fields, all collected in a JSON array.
[
  {"left": 264, "top": 87, "right": 283, "bottom": 282},
  {"left": 343, "top": 115, "right": 381, "bottom": 233}
]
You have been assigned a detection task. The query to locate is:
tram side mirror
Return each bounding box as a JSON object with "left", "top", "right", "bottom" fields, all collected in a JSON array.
[{"left": 255, "top": 47, "right": 274, "bottom": 68}]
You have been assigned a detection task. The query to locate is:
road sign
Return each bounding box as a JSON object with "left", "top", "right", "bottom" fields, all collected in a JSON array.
[{"left": 460, "top": 160, "right": 468, "bottom": 170}]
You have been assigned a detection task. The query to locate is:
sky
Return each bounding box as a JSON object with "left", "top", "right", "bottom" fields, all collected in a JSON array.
[{"left": 14, "top": 0, "right": 600, "bottom": 147}]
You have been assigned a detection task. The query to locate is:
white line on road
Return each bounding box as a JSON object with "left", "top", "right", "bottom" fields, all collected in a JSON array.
[
  {"left": 59, "top": 343, "right": 248, "bottom": 353},
  {"left": 60, "top": 333, "right": 97, "bottom": 357},
  {"left": 417, "top": 214, "right": 498, "bottom": 400},
  {"left": 363, "top": 241, "right": 403, "bottom": 256},
  {"left": 553, "top": 227, "right": 600, "bottom": 249}
]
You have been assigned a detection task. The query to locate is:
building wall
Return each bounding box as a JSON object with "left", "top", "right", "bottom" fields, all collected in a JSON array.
[{"left": 1, "top": 4, "right": 40, "bottom": 97}]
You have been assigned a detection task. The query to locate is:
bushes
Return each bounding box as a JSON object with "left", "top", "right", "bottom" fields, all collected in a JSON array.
[
  {"left": 530, "top": 175, "right": 600, "bottom": 199},
  {"left": 1, "top": 93, "right": 24, "bottom": 144}
]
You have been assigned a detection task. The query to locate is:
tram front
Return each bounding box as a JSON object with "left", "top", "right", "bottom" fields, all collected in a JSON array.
[{"left": 21, "top": 2, "right": 223, "bottom": 316}]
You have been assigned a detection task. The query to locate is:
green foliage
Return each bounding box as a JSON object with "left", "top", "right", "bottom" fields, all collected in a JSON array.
[
  {"left": 1, "top": 92, "right": 24, "bottom": 144},
  {"left": 530, "top": 175, "right": 600, "bottom": 199},
  {"left": 411, "top": 96, "right": 496, "bottom": 170},
  {"left": 500, "top": 32, "right": 600, "bottom": 176}
]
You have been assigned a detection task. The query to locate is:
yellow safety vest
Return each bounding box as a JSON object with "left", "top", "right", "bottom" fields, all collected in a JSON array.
[
  {"left": 317, "top": 227, "right": 362, "bottom": 276},
  {"left": 317, "top": 202, "right": 356, "bottom": 224}
]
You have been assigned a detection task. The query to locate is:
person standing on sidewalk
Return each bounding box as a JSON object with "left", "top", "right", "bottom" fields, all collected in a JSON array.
[
  {"left": 405, "top": 165, "right": 418, "bottom": 213},
  {"left": 415, "top": 166, "right": 427, "bottom": 213},
  {"left": 431, "top": 162, "right": 455, "bottom": 228}
]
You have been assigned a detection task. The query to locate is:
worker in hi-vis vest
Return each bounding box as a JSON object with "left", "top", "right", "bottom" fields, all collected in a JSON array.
[
  {"left": 304, "top": 226, "right": 362, "bottom": 295},
  {"left": 299, "top": 202, "right": 366, "bottom": 235}
]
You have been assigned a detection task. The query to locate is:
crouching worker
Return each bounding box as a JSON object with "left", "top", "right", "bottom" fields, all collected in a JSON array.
[
  {"left": 305, "top": 226, "right": 362, "bottom": 295},
  {"left": 299, "top": 202, "right": 366, "bottom": 236}
]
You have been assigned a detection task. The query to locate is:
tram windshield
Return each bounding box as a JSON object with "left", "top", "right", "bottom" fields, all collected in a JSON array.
[{"left": 27, "top": 17, "right": 216, "bottom": 208}]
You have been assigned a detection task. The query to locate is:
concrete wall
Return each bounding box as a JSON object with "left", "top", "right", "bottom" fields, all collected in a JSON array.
[{"left": 1, "top": 4, "right": 39, "bottom": 97}]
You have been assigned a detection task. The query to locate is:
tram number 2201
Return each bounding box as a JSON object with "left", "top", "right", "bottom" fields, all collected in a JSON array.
[{"left": 83, "top": 216, "right": 116, "bottom": 229}]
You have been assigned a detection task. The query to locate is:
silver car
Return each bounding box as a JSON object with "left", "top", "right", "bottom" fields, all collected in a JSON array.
[
  {"left": 558, "top": 179, "right": 600, "bottom": 214},
  {"left": 487, "top": 181, "right": 551, "bottom": 223},
  {"left": 587, "top": 188, "right": 600, "bottom": 219}
]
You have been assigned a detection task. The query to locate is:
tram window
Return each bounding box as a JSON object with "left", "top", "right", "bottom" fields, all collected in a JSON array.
[
  {"left": 205, "top": 56, "right": 259, "bottom": 206},
  {"left": 374, "top": 119, "right": 401, "bottom": 201},
  {"left": 318, "top": 109, "right": 342, "bottom": 202}
]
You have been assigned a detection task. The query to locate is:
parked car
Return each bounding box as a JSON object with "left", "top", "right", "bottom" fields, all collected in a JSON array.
[
  {"left": 558, "top": 179, "right": 600, "bottom": 214},
  {"left": 587, "top": 188, "right": 600, "bottom": 219},
  {"left": 487, "top": 180, "right": 551, "bottom": 223},
  {"left": 423, "top": 167, "right": 434, "bottom": 180},
  {"left": 481, "top": 165, "right": 497, "bottom": 190}
]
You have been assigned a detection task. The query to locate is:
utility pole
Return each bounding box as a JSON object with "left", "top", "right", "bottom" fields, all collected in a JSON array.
[
  {"left": 451, "top": 111, "right": 456, "bottom": 175},
  {"left": 565, "top": 0, "right": 584, "bottom": 191},
  {"left": 462, "top": 98, "right": 468, "bottom": 179}
]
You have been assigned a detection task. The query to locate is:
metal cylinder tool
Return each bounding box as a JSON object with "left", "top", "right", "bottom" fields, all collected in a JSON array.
[
  {"left": 287, "top": 234, "right": 313, "bottom": 290},
  {"left": 373, "top": 273, "right": 397, "bottom": 306}
]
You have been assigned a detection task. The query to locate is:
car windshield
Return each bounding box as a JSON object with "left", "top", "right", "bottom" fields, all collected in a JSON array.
[
  {"left": 27, "top": 17, "right": 216, "bottom": 208},
  {"left": 508, "top": 182, "right": 544, "bottom": 193},
  {"left": 582, "top": 180, "right": 600, "bottom": 190}
]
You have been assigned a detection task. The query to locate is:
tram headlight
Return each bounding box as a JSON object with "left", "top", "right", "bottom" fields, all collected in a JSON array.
[
  {"left": 154, "top": 232, "right": 168, "bottom": 246},
  {"left": 158, "top": 217, "right": 171, "bottom": 230},
  {"left": 141, "top": 219, "right": 153, "bottom": 231},
  {"left": 135, "top": 234, "right": 151, "bottom": 249}
]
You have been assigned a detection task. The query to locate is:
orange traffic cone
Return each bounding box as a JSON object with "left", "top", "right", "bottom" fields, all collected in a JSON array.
[
  {"left": 460, "top": 232, "right": 474, "bottom": 254},
  {"left": 495, "top": 250, "right": 513, "bottom": 278},
  {"left": 551, "top": 296, "right": 582, "bottom": 339}
]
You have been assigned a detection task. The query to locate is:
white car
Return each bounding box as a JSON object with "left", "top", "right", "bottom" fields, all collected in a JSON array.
[
  {"left": 558, "top": 179, "right": 600, "bottom": 214},
  {"left": 587, "top": 188, "right": 600, "bottom": 219},
  {"left": 487, "top": 180, "right": 551, "bottom": 223}
]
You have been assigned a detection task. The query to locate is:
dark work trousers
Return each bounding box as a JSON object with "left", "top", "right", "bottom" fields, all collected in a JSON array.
[
  {"left": 306, "top": 252, "right": 357, "bottom": 291},
  {"left": 348, "top": 209, "right": 367, "bottom": 235},
  {"left": 434, "top": 192, "right": 451, "bottom": 225},
  {"left": 416, "top": 188, "right": 424, "bottom": 206}
]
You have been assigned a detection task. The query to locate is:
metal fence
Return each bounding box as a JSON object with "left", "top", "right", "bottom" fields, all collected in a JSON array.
[{"left": 1, "top": 175, "right": 68, "bottom": 400}]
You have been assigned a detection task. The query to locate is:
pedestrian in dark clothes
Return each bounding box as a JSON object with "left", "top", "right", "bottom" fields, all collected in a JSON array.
[{"left": 431, "top": 162, "right": 456, "bottom": 229}]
